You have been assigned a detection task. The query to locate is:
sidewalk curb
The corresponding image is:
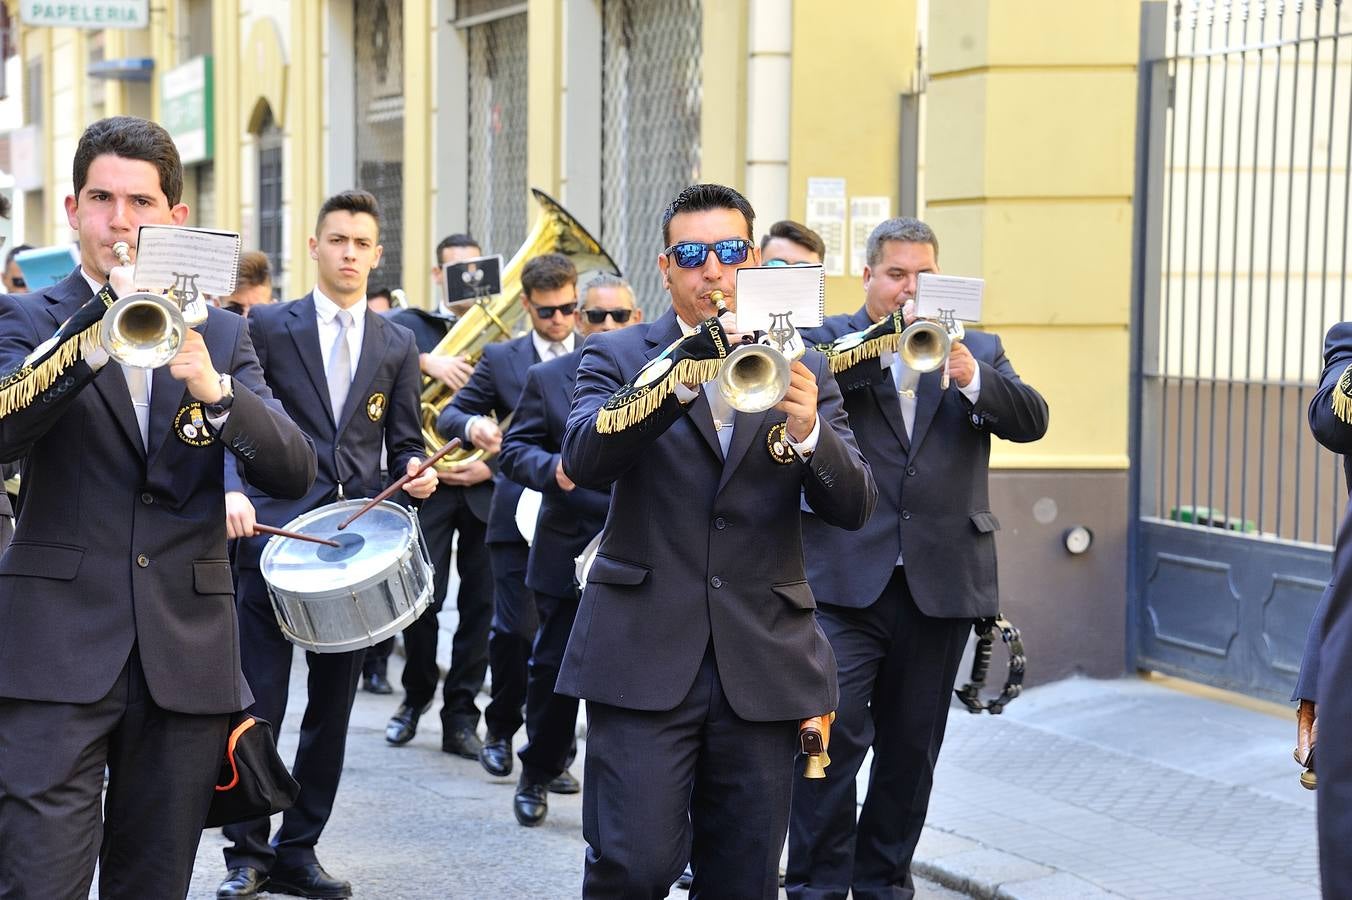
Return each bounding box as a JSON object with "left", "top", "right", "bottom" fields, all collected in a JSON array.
[{"left": 913, "top": 826, "right": 1125, "bottom": 900}]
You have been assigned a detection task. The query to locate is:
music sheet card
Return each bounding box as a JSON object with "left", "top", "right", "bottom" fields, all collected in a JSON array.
[
  {"left": 133, "top": 225, "right": 242, "bottom": 296},
  {"left": 732, "top": 264, "right": 825, "bottom": 333},
  {"left": 915, "top": 273, "right": 984, "bottom": 323}
]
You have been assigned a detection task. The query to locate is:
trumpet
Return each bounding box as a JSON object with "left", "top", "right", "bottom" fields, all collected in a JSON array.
[
  {"left": 897, "top": 315, "right": 966, "bottom": 396},
  {"left": 711, "top": 291, "right": 806, "bottom": 414},
  {"left": 101, "top": 241, "right": 209, "bottom": 368}
]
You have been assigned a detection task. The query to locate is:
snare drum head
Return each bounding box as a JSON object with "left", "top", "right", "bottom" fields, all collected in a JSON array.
[{"left": 261, "top": 499, "right": 416, "bottom": 594}]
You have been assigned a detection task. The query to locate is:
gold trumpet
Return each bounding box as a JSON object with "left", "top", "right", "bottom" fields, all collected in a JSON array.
[{"left": 101, "top": 241, "right": 209, "bottom": 368}]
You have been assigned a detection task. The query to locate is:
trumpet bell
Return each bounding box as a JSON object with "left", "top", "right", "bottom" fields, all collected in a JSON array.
[
  {"left": 101, "top": 291, "right": 185, "bottom": 369},
  {"left": 718, "top": 343, "right": 790, "bottom": 414},
  {"left": 898, "top": 320, "right": 952, "bottom": 374}
]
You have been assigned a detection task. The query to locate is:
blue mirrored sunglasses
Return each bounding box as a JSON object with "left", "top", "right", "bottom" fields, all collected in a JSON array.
[{"left": 664, "top": 238, "right": 751, "bottom": 269}]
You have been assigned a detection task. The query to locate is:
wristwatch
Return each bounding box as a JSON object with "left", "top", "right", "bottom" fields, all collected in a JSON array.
[{"left": 205, "top": 373, "right": 234, "bottom": 416}]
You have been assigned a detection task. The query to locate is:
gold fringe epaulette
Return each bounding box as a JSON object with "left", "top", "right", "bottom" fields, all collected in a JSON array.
[
  {"left": 1334, "top": 363, "right": 1352, "bottom": 426},
  {"left": 818, "top": 312, "right": 905, "bottom": 374},
  {"left": 595, "top": 357, "right": 722, "bottom": 434},
  {"left": 0, "top": 283, "right": 116, "bottom": 418}
]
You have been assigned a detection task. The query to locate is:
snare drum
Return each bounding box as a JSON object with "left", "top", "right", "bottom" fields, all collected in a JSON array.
[{"left": 260, "top": 499, "right": 433, "bottom": 654}]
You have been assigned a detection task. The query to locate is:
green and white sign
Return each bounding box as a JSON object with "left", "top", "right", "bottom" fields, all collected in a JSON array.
[
  {"left": 162, "top": 56, "right": 214, "bottom": 165},
  {"left": 21, "top": 1, "right": 148, "bottom": 29}
]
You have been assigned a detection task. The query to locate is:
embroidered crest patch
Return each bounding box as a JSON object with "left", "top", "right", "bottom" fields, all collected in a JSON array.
[
  {"left": 174, "top": 402, "right": 214, "bottom": 447},
  {"left": 366, "top": 392, "right": 387, "bottom": 422}
]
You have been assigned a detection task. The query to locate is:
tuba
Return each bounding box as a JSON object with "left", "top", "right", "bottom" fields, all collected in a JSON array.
[{"left": 419, "top": 189, "right": 620, "bottom": 471}]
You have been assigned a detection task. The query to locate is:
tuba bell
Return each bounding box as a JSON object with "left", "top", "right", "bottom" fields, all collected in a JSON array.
[{"left": 419, "top": 189, "right": 620, "bottom": 471}]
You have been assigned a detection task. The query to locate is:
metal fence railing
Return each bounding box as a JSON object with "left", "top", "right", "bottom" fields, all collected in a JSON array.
[
  {"left": 465, "top": 9, "right": 529, "bottom": 260},
  {"left": 601, "top": 0, "right": 702, "bottom": 317},
  {"left": 1142, "top": 0, "right": 1352, "bottom": 547}
]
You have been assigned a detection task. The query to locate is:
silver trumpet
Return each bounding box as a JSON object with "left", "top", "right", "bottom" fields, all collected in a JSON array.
[
  {"left": 101, "top": 240, "right": 209, "bottom": 368},
  {"left": 717, "top": 303, "right": 805, "bottom": 413},
  {"left": 897, "top": 316, "right": 966, "bottom": 397}
]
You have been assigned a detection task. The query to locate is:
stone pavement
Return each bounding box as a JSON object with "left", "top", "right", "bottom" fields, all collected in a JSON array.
[{"left": 911, "top": 676, "right": 1319, "bottom": 900}]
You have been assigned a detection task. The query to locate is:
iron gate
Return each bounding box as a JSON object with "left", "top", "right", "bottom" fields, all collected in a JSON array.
[
  {"left": 1131, "top": 0, "right": 1352, "bottom": 699},
  {"left": 355, "top": 0, "right": 405, "bottom": 294}
]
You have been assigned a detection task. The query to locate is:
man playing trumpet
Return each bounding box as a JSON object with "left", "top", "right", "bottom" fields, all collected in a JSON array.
[{"left": 559, "top": 183, "right": 876, "bottom": 897}]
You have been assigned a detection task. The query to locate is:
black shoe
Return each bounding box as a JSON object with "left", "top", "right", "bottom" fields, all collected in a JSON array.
[
  {"left": 547, "top": 768, "right": 580, "bottom": 794},
  {"left": 385, "top": 701, "right": 430, "bottom": 746},
  {"left": 674, "top": 863, "right": 693, "bottom": 890},
  {"left": 362, "top": 672, "right": 393, "bottom": 694},
  {"left": 479, "top": 735, "right": 513, "bottom": 776},
  {"left": 265, "top": 862, "right": 351, "bottom": 899},
  {"left": 513, "top": 779, "right": 549, "bottom": 827},
  {"left": 217, "top": 867, "right": 268, "bottom": 899},
  {"left": 442, "top": 725, "right": 484, "bottom": 759}
]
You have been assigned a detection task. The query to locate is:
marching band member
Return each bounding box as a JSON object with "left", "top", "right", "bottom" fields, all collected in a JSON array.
[
  {"left": 217, "top": 190, "right": 436, "bottom": 900},
  {"left": 0, "top": 116, "right": 316, "bottom": 900},
  {"left": 383, "top": 234, "right": 497, "bottom": 757},
  {"left": 789, "top": 217, "right": 1048, "bottom": 900},
  {"left": 559, "top": 183, "right": 875, "bottom": 897},
  {"left": 497, "top": 273, "right": 643, "bottom": 827},
  {"left": 436, "top": 253, "right": 581, "bottom": 788}
]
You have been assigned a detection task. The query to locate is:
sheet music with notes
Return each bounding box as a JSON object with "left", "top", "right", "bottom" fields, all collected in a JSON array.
[
  {"left": 732, "top": 265, "right": 825, "bottom": 333},
  {"left": 132, "top": 225, "right": 242, "bottom": 296},
  {"left": 915, "top": 273, "right": 984, "bottom": 322}
]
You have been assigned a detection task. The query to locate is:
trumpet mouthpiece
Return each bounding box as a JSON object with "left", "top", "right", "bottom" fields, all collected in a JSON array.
[{"left": 112, "top": 241, "right": 132, "bottom": 266}]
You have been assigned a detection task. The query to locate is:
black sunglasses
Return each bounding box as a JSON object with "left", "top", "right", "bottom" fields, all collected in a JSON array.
[
  {"left": 583, "top": 308, "right": 633, "bottom": 324},
  {"left": 529, "top": 301, "right": 577, "bottom": 319},
  {"left": 9, "top": 277, "right": 24, "bottom": 289},
  {"left": 664, "top": 238, "right": 751, "bottom": 269}
]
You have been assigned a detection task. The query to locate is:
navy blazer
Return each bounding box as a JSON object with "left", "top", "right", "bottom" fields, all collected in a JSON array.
[
  {"left": 0, "top": 271, "right": 316, "bottom": 715},
  {"left": 558, "top": 309, "right": 877, "bottom": 722},
  {"left": 385, "top": 306, "right": 492, "bottom": 523},
  {"left": 437, "top": 333, "right": 542, "bottom": 543},
  {"left": 227, "top": 294, "right": 423, "bottom": 570},
  {"left": 798, "top": 307, "right": 1049, "bottom": 619},
  {"left": 498, "top": 348, "right": 611, "bottom": 598}
]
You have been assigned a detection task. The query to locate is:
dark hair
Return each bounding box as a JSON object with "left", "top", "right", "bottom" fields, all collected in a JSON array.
[
  {"left": 436, "top": 233, "right": 481, "bottom": 259},
  {"left": 73, "top": 116, "right": 184, "bottom": 206},
  {"left": 367, "top": 287, "right": 393, "bottom": 301},
  {"left": 660, "top": 184, "right": 755, "bottom": 247},
  {"left": 4, "top": 244, "right": 32, "bottom": 269},
  {"left": 867, "top": 217, "right": 939, "bottom": 266},
  {"left": 520, "top": 253, "right": 578, "bottom": 298},
  {"left": 315, "top": 190, "right": 381, "bottom": 235},
  {"left": 760, "top": 220, "right": 826, "bottom": 260},
  {"left": 234, "top": 250, "right": 272, "bottom": 289}
]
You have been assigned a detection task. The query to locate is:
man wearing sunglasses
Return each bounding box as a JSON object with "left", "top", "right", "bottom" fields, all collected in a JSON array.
[
  {"left": 559, "top": 183, "right": 876, "bottom": 898},
  {"left": 497, "top": 273, "right": 641, "bottom": 828},
  {"left": 3, "top": 244, "right": 32, "bottom": 294},
  {"left": 437, "top": 252, "right": 582, "bottom": 792},
  {"left": 761, "top": 220, "right": 825, "bottom": 268}
]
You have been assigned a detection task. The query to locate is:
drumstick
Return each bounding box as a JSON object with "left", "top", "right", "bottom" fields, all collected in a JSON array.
[
  {"left": 253, "top": 523, "right": 341, "bottom": 549},
  {"left": 337, "top": 438, "right": 463, "bottom": 530}
]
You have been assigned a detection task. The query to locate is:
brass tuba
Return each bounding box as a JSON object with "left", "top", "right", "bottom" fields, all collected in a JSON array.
[{"left": 419, "top": 189, "right": 620, "bottom": 470}]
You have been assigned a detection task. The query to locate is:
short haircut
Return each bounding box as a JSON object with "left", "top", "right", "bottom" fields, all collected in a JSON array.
[
  {"left": 236, "top": 250, "right": 272, "bottom": 290},
  {"left": 436, "top": 233, "right": 481, "bottom": 258},
  {"left": 660, "top": 183, "right": 755, "bottom": 247},
  {"left": 73, "top": 116, "right": 184, "bottom": 206},
  {"left": 582, "top": 272, "right": 635, "bottom": 305},
  {"left": 520, "top": 253, "right": 578, "bottom": 298},
  {"left": 866, "top": 217, "right": 940, "bottom": 267},
  {"left": 367, "top": 287, "right": 393, "bottom": 301},
  {"left": 5, "top": 244, "right": 33, "bottom": 269},
  {"left": 315, "top": 189, "right": 381, "bottom": 236},
  {"left": 760, "top": 220, "right": 826, "bottom": 260}
]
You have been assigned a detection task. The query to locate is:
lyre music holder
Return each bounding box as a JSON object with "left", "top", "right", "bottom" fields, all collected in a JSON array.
[{"left": 443, "top": 254, "right": 505, "bottom": 306}]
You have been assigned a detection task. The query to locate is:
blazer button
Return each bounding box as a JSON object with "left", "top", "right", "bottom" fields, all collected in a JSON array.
[
  {"left": 710, "top": 576, "right": 723, "bottom": 589},
  {"left": 714, "top": 516, "right": 727, "bottom": 530},
  {"left": 136, "top": 554, "right": 149, "bottom": 568},
  {"left": 901, "top": 510, "right": 912, "bottom": 520},
  {"left": 140, "top": 492, "right": 154, "bottom": 505},
  {"left": 906, "top": 466, "right": 917, "bottom": 477}
]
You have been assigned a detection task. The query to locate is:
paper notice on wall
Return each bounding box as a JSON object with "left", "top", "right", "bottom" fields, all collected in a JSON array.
[
  {"left": 805, "top": 177, "right": 847, "bottom": 277},
  {"left": 849, "top": 196, "right": 891, "bottom": 277}
]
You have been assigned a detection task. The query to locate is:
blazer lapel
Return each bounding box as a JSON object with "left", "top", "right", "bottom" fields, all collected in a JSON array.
[
  {"left": 871, "top": 376, "right": 911, "bottom": 454},
  {"left": 286, "top": 295, "right": 333, "bottom": 426},
  {"left": 145, "top": 362, "right": 186, "bottom": 461},
  {"left": 907, "top": 369, "right": 944, "bottom": 457},
  {"left": 645, "top": 311, "right": 721, "bottom": 460},
  {"left": 717, "top": 407, "right": 769, "bottom": 494},
  {"left": 338, "top": 311, "right": 389, "bottom": 430}
]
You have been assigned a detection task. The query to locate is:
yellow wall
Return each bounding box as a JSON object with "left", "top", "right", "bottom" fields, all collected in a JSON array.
[
  {"left": 788, "top": 2, "right": 918, "bottom": 314},
  {"left": 926, "top": 0, "right": 1140, "bottom": 469},
  {"left": 700, "top": 0, "right": 748, "bottom": 188}
]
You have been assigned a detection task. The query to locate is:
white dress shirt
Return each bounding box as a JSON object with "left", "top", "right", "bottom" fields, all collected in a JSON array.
[{"left": 312, "top": 285, "right": 367, "bottom": 382}]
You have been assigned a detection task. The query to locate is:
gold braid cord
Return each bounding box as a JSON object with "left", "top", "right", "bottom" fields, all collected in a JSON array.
[
  {"left": 0, "top": 283, "right": 117, "bottom": 418},
  {"left": 1334, "top": 363, "right": 1352, "bottom": 426},
  {"left": 817, "top": 312, "right": 905, "bottom": 374},
  {"left": 595, "top": 320, "right": 732, "bottom": 434}
]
